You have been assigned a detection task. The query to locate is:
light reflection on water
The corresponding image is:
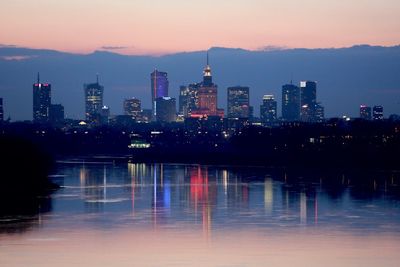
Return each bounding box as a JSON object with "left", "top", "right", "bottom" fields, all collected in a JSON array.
[{"left": 1, "top": 162, "right": 400, "bottom": 267}]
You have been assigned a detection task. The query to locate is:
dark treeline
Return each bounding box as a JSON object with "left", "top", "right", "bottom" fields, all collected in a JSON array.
[{"left": 0, "top": 118, "right": 399, "bottom": 169}]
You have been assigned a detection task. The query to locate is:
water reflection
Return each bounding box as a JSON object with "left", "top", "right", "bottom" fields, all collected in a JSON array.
[{"left": 1, "top": 163, "right": 400, "bottom": 267}]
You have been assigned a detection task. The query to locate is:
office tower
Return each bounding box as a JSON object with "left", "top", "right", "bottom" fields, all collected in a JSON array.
[
  {"left": 151, "top": 70, "right": 169, "bottom": 117},
  {"left": 179, "top": 84, "right": 199, "bottom": 117},
  {"left": 49, "top": 104, "right": 64, "bottom": 125},
  {"left": 141, "top": 109, "right": 153, "bottom": 122},
  {"left": 124, "top": 98, "right": 142, "bottom": 120},
  {"left": 100, "top": 106, "right": 110, "bottom": 124},
  {"left": 315, "top": 103, "right": 325, "bottom": 123},
  {"left": 227, "top": 86, "right": 250, "bottom": 118},
  {"left": 155, "top": 97, "right": 176, "bottom": 122},
  {"left": 373, "top": 105, "right": 384, "bottom": 120},
  {"left": 84, "top": 76, "right": 104, "bottom": 123},
  {"left": 0, "top": 98, "right": 3, "bottom": 122},
  {"left": 282, "top": 83, "right": 300, "bottom": 121},
  {"left": 33, "top": 73, "right": 51, "bottom": 122},
  {"left": 300, "top": 81, "right": 317, "bottom": 122},
  {"left": 360, "top": 105, "right": 372, "bottom": 120},
  {"left": 260, "top": 95, "right": 277, "bottom": 124},
  {"left": 191, "top": 53, "right": 224, "bottom": 118}
]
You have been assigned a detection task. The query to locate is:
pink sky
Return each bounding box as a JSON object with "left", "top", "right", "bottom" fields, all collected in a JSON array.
[{"left": 0, "top": 0, "right": 399, "bottom": 55}]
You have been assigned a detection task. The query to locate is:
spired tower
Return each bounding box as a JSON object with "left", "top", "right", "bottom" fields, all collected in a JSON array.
[
  {"left": 33, "top": 73, "right": 51, "bottom": 122},
  {"left": 192, "top": 52, "right": 224, "bottom": 118}
]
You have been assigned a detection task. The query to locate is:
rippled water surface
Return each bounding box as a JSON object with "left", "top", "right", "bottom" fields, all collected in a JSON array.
[{"left": 1, "top": 162, "right": 400, "bottom": 267}]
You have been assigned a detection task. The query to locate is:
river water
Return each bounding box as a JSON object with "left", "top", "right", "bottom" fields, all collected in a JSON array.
[{"left": 1, "top": 162, "right": 400, "bottom": 267}]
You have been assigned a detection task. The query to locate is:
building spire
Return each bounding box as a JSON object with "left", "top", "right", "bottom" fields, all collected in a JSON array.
[
  {"left": 37, "top": 72, "right": 40, "bottom": 84},
  {"left": 207, "top": 50, "right": 209, "bottom": 66},
  {"left": 96, "top": 73, "right": 99, "bottom": 84}
]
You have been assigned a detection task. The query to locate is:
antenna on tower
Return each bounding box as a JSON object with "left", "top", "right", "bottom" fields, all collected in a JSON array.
[
  {"left": 96, "top": 73, "right": 99, "bottom": 84},
  {"left": 37, "top": 72, "right": 40, "bottom": 84},
  {"left": 207, "top": 50, "right": 209, "bottom": 66}
]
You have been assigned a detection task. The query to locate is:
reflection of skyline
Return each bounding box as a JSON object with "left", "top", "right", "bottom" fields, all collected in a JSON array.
[{"left": 69, "top": 163, "right": 400, "bottom": 233}]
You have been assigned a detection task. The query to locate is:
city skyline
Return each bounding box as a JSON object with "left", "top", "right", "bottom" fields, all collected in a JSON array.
[{"left": 1, "top": 0, "right": 399, "bottom": 55}]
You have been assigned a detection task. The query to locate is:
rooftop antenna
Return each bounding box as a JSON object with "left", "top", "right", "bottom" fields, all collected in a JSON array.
[
  {"left": 290, "top": 72, "right": 293, "bottom": 85},
  {"left": 96, "top": 73, "right": 99, "bottom": 84},
  {"left": 37, "top": 72, "right": 40, "bottom": 84},
  {"left": 207, "top": 50, "right": 209, "bottom": 66}
]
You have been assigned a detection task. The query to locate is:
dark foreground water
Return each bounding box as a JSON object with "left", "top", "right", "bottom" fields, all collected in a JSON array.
[{"left": 1, "top": 162, "right": 400, "bottom": 267}]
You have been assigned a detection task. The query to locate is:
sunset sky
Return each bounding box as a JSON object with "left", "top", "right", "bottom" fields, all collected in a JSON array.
[{"left": 1, "top": 0, "right": 399, "bottom": 55}]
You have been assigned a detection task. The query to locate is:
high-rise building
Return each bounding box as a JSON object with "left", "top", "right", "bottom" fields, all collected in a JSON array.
[
  {"left": 282, "top": 83, "right": 300, "bottom": 121},
  {"left": 124, "top": 98, "right": 142, "bottom": 120},
  {"left": 84, "top": 77, "right": 104, "bottom": 123},
  {"left": 49, "top": 104, "right": 64, "bottom": 125},
  {"left": 315, "top": 103, "right": 325, "bottom": 123},
  {"left": 260, "top": 95, "right": 277, "bottom": 124},
  {"left": 179, "top": 84, "right": 199, "bottom": 117},
  {"left": 0, "top": 98, "right": 3, "bottom": 122},
  {"left": 360, "top": 105, "right": 372, "bottom": 120},
  {"left": 33, "top": 73, "right": 51, "bottom": 122},
  {"left": 373, "top": 105, "right": 384, "bottom": 120},
  {"left": 191, "top": 53, "right": 224, "bottom": 118},
  {"left": 155, "top": 97, "right": 176, "bottom": 122},
  {"left": 300, "top": 81, "right": 317, "bottom": 122},
  {"left": 151, "top": 70, "right": 169, "bottom": 118},
  {"left": 100, "top": 106, "right": 110, "bottom": 124},
  {"left": 227, "top": 86, "right": 250, "bottom": 118}
]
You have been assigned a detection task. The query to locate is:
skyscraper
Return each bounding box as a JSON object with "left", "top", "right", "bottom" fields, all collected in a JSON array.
[
  {"left": 282, "top": 83, "right": 300, "bottom": 121},
  {"left": 49, "top": 104, "right": 65, "bottom": 125},
  {"left": 33, "top": 73, "right": 51, "bottom": 122},
  {"left": 0, "top": 98, "right": 3, "bottom": 122},
  {"left": 124, "top": 98, "right": 142, "bottom": 120},
  {"left": 151, "top": 70, "right": 169, "bottom": 117},
  {"left": 260, "top": 95, "right": 277, "bottom": 124},
  {"left": 84, "top": 76, "right": 104, "bottom": 123},
  {"left": 360, "top": 105, "right": 372, "bottom": 120},
  {"left": 227, "top": 86, "right": 250, "bottom": 118},
  {"left": 373, "top": 105, "right": 384, "bottom": 120},
  {"left": 155, "top": 97, "right": 176, "bottom": 122},
  {"left": 300, "top": 81, "right": 317, "bottom": 122},
  {"left": 179, "top": 84, "right": 199, "bottom": 117},
  {"left": 191, "top": 53, "right": 224, "bottom": 118}
]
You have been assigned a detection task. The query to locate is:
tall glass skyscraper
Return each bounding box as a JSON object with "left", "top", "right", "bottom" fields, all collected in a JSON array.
[
  {"left": 84, "top": 77, "right": 104, "bottom": 123},
  {"left": 124, "top": 98, "right": 142, "bottom": 120},
  {"left": 0, "top": 98, "right": 3, "bottom": 122},
  {"left": 282, "top": 83, "right": 300, "bottom": 121},
  {"left": 300, "top": 81, "right": 317, "bottom": 122},
  {"left": 227, "top": 86, "right": 250, "bottom": 118},
  {"left": 260, "top": 95, "right": 277, "bottom": 124},
  {"left": 151, "top": 70, "right": 169, "bottom": 117},
  {"left": 179, "top": 84, "right": 199, "bottom": 117},
  {"left": 33, "top": 73, "right": 51, "bottom": 122}
]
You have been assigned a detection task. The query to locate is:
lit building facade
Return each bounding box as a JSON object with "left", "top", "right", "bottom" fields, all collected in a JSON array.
[
  {"left": 373, "top": 105, "right": 384, "bottom": 120},
  {"left": 84, "top": 79, "right": 104, "bottom": 123},
  {"left": 260, "top": 95, "right": 277, "bottom": 124},
  {"left": 360, "top": 105, "right": 372, "bottom": 120},
  {"left": 300, "top": 81, "right": 317, "bottom": 122},
  {"left": 33, "top": 73, "right": 51, "bottom": 122},
  {"left": 227, "top": 86, "right": 250, "bottom": 118},
  {"left": 191, "top": 54, "right": 224, "bottom": 118},
  {"left": 179, "top": 84, "right": 199, "bottom": 117},
  {"left": 124, "top": 98, "right": 142, "bottom": 120},
  {"left": 151, "top": 70, "right": 169, "bottom": 118},
  {"left": 155, "top": 97, "right": 176, "bottom": 122},
  {"left": 282, "top": 83, "right": 300, "bottom": 121}
]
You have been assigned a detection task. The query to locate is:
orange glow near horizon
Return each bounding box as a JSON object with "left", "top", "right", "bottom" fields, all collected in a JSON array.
[{"left": 0, "top": 0, "right": 399, "bottom": 55}]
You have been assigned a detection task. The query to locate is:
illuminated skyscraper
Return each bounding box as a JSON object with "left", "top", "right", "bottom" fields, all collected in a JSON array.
[
  {"left": 373, "top": 105, "right": 384, "bottom": 120},
  {"left": 124, "top": 98, "right": 142, "bottom": 120},
  {"left": 151, "top": 70, "right": 169, "bottom": 117},
  {"left": 84, "top": 76, "right": 104, "bottom": 123},
  {"left": 360, "top": 105, "right": 372, "bottom": 120},
  {"left": 227, "top": 86, "right": 250, "bottom": 118},
  {"left": 191, "top": 53, "right": 224, "bottom": 118},
  {"left": 260, "top": 95, "right": 277, "bottom": 124},
  {"left": 33, "top": 73, "right": 51, "bottom": 122},
  {"left": 0, "top": 98, "right": 3, "bottom": 122},
  {"left": 155, "top": 97, "right": 176, "bottom": 122},
  {"left": 282, "top": 83, "right": 300, "bottom": 121},
  {"left": 300, "top": 81, "right": 317, "bottom": 122},
  {"left": 179, "top": 84, "right": 199, "bottom": 117}
]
